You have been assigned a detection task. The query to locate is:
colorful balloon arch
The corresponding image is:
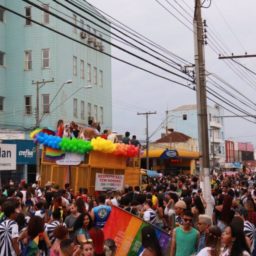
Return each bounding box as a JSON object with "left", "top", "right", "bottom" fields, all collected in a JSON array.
[{"left": 30, "top": 129, "right": 139, "bottom": 157}]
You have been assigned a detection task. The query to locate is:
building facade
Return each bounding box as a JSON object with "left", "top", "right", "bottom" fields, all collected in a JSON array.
[
  {"left": 0, "top": 0, "right": 112, "bottom": 182},
  {"left": 168, "top": 104, "right": 225, "bottom": 168}
]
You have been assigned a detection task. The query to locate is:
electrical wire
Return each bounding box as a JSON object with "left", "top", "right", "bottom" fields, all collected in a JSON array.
[
  {"left": 79, "top": 0, "right": 194, "bottom": 65},
  {"left": 51, "top": 0, "right": 191, "bottom": 76},
  {"left": 2, "top": 2, "right": 256, "bottom": 128},
  {"left": 23, "top": 0, "right": 195, "bottom": 83}
]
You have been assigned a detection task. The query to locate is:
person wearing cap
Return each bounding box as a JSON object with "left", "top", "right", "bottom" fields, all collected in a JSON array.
[
  {"left": 174, "top": 200, "right": 187, "bottom": 226},
  {"left": 197, "top": 214, "right": 212, "bottom": 253},
  {"left": 170, "top": 209, "right": 199, "bottom": 256}
]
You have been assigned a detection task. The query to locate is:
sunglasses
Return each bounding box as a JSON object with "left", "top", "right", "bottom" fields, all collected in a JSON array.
[{"left": 183, "top": 218, "right": 192, "bottom": 223}]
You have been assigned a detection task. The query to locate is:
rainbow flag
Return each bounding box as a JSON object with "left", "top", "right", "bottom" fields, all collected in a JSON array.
[
  {"left": 45, "top": 146, "right": 65, "bottom": 159},
  {"left": 103, "top": 206, "right": 171, "bottom": 255}
]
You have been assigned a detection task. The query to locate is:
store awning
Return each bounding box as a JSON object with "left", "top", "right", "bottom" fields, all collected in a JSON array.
[{"left": 141, "top": 149, "right": 199, "bottom": 159}]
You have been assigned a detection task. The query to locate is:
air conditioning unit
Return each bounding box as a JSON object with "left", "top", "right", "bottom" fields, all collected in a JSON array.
[
  {"left": 88, "top": 36, "right": 95, "bottom": 44},
  {"left": 80, "top": 31, "right": 87, "bottom": 39}
]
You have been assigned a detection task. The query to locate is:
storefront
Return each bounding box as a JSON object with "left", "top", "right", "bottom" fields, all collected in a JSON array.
[
  {"left": 1, "top": 140, "right": 36, "bottom": 184},
  {"left": 141, "top": 148, "right": 200, "bottom": 175}
]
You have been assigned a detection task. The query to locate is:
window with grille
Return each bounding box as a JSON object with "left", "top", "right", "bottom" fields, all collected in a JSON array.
[
  {"left": 93, "top": 67, "right": 97, "bottom": 85},
  {"left": 0, "top": 8, "right": 5, "bottom": 22},
  {"left": 42, "top": 4, "right": 49, "bottom": 24},
  {"left": 87, "top": 63, "right": 91, "bottom": 82},
  {"left": 81, "top": 100, "right": 85, "bottom": 120},
  {"left": 42, "top": 94, "right": 50, "bottom": 114},
  {"left": 99, "top": 70, "right": 103, "bottom": 87},
  {"left": 25, "top": 7, "right": 31, "bottom": 25},
  {"left": 80, "top": 60, "right": 84, "bottom": 79},
  {"left": 73, "top": 56, "right": 77, "bottom": 76},
  {"left": 42, "top": 48, "right": 50, "bottom": 68},
  {"left": 100, "top": 106, "right": 103, "bottom": 124},
  {"left": 73, "top": 98, "right": 78, "bottom": 118},
  {"left": 0, "top": 96, "right": 4, "bottom": 111},
  {"left": 0, "top": 51, "right": 5, "bottom": 66},
  {"left": 24, "top": 50, "right": 32, "bottom": 70},
  {"left": 25, "top": 96, "right": 32, "bottom": 114}
]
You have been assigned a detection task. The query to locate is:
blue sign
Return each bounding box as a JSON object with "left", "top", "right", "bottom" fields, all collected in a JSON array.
[
  {"left": 3, "top": 140, "right": 36, "bottom": 165},
  {"left": 160, "top": 149, "right": 178, "bottom": 159}
]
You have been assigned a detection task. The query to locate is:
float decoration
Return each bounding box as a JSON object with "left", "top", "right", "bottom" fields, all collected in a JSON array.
[{"left": 30, "top": 129, "right": 139, "bottom": 157}]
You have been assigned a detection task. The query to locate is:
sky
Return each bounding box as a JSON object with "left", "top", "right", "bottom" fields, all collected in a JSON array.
[{"left": 87, "top": 0, "right": 256, "bottom": 145}]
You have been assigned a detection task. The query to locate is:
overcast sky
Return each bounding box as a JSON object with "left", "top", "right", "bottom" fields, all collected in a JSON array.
[{"left": 87, "top": 0, "right": 256, "bottom": 145}]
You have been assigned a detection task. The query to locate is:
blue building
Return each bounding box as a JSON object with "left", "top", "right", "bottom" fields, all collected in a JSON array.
[
  {"left": 0, "top": 1, "right": 112, "bottom": 182},
  {"left": 167, "top": 104, "right": 225, "bottom": 168}
]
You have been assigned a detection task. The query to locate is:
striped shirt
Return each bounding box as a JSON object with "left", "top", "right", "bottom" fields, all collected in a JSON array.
[
  {"left": 0, "top": 219, "right": 19, "bottom": 256},
  {"left": 45, "top": 220, "right": 62, "bottom": 244}
]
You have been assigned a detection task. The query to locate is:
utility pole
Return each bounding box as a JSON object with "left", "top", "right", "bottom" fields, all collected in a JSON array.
[
  {"left": 32, "top": 78, "right": 55, "bottom": 181},
  {"left": 194, "top": 0, "right": 212, "bottom": 215},
  {"left": 137, "top": 111, "right": 157, "bottom": 170},
  {"left": 165, "top": 110, "right": 169, "bottom": 135}
]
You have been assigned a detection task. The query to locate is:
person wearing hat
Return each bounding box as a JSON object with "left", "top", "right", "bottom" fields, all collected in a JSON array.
[
  {"left": 174, "top": 200, "right": 187, "bottom": 226},
  {"left": 197, "top": 214, "right": 212, "bottom": 253}
]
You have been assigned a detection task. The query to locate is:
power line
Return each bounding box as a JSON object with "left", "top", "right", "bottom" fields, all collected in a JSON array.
[
  {"left": 23, "top": 0, "right": 194, "bottom": 83},
  {"left": 2, "top": 3, "right": 256, "bottom": 128},
  {"left": 51, "top": 0, "right": 191, "bottom": 76}
]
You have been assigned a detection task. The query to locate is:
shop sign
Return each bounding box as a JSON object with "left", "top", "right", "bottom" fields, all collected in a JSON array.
[
  {"left": 0, "top": 144, "right": 16, "bottom": 170},
  {"left": 95, "top": 173, "right": 124, "bottom": 191},
  {"left": 3, "top": 140, "right": 36, "bottom": 165}
]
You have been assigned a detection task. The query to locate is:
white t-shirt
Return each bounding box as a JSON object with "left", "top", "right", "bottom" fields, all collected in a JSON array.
[{"left": 197, "top": 247, "right": 211, "bottom": 256}]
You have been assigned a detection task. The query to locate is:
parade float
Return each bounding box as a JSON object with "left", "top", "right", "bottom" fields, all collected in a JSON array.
[{"left": 30, "top": 129, "right": 141, "bottom": 194}]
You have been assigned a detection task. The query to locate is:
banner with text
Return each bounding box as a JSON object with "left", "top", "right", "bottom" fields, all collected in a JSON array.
[
  {"left": 0, "top": 144, "right": 17, "bottom": 170},
  {"left": 95, "top": 173, "right": 124, "bottom": 191},
  {"left": 103, "top": 206, "right": 171, "bottom": 255}
]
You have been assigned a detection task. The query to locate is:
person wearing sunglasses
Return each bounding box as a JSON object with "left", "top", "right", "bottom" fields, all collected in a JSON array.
[{"left": 170, "top": 209, "right": 199, "bottom": 256}]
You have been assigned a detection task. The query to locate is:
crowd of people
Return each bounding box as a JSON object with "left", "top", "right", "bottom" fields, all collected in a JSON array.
[
  {"left": 0, "top": 171, "right": 256, "bottom": 255},
  {"left": 55, "top": 119, "right": 141, "bottom": 148}
]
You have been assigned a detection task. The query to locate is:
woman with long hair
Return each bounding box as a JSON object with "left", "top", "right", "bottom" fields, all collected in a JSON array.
[
  {"left": 139, "top": 225, "right": 163, "bottom": 256},
  {"left": 73, "top": 212, "right": 93, "bottom": 244},
  {"left": 221, "top": 220, "right": 251, "bottom": 256},
  {"left": 197, "top": 226, "right": 222, "bottom": 256}
]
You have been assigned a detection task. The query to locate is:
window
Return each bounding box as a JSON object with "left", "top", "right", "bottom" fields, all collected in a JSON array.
[
  {"left": 80, "top": 60, "right": 84, "bottom": 79},
  {"left": 99, "top": 70, "right": 103, "bottom": 87},
  {"left": 25, "top": 7, "right": 32, "bottom": 25},
  {"left": 0, "top": 51, "right": 5, "bottom": 66},
  {"left": 42, "top": 94, "right": 50, "bottom": 114},
  {"left": 0, "top": 96, "right": 4, "bottom": 111},
  {"left": 73, "top": 14, "right": 77, "bottom": 33},
  {"left": 0, "top": 8, "right": 4, "bottom": 22},
  {"left": 87, "top": 63, "right": 91, "bottom": 82},
  {"left": 73, "top": 98, "right": 78, "bottom": 117},
  {"left": 73, "top": 56, "right": 77, "bottom": 76},
  {"left": 100, "top": 106, "right": 103, "bottom": 124},
  {"left": 88, "top": 103, "right": 92, "bottom": 120},
  {"left": 94, "top": 105, "right": 98, "bottom": 122},
  {"left": 93, "top": 28, "right": 97, "bottom": 35},
  {"left": 42, "top": 48, "right": 49, "bottom": 68},
  {"left": 24, "top": 50, "right": 32, "bottom": 70},
  {"left": 42, "top": 4, "right": 49, "bottom": 24},
  {"left": 81, "top": 100, "right": 85, "bottom": 120},
  {"left": 25, "top": 96, "right": 32, "bottom": 114},
  {"left": 80, "top": 19, "right": 84, "bottom": 30},
  {"left": 93, "top": 67, "right": 97, "bottom": 85},
  {"left": 182, "top": 114, "right": 187, "bottom": 120}
]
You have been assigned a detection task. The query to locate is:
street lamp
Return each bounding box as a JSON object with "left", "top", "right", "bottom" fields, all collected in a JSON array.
[{"left": 34, "top": 79, "right": 73, "bottom": 181}]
